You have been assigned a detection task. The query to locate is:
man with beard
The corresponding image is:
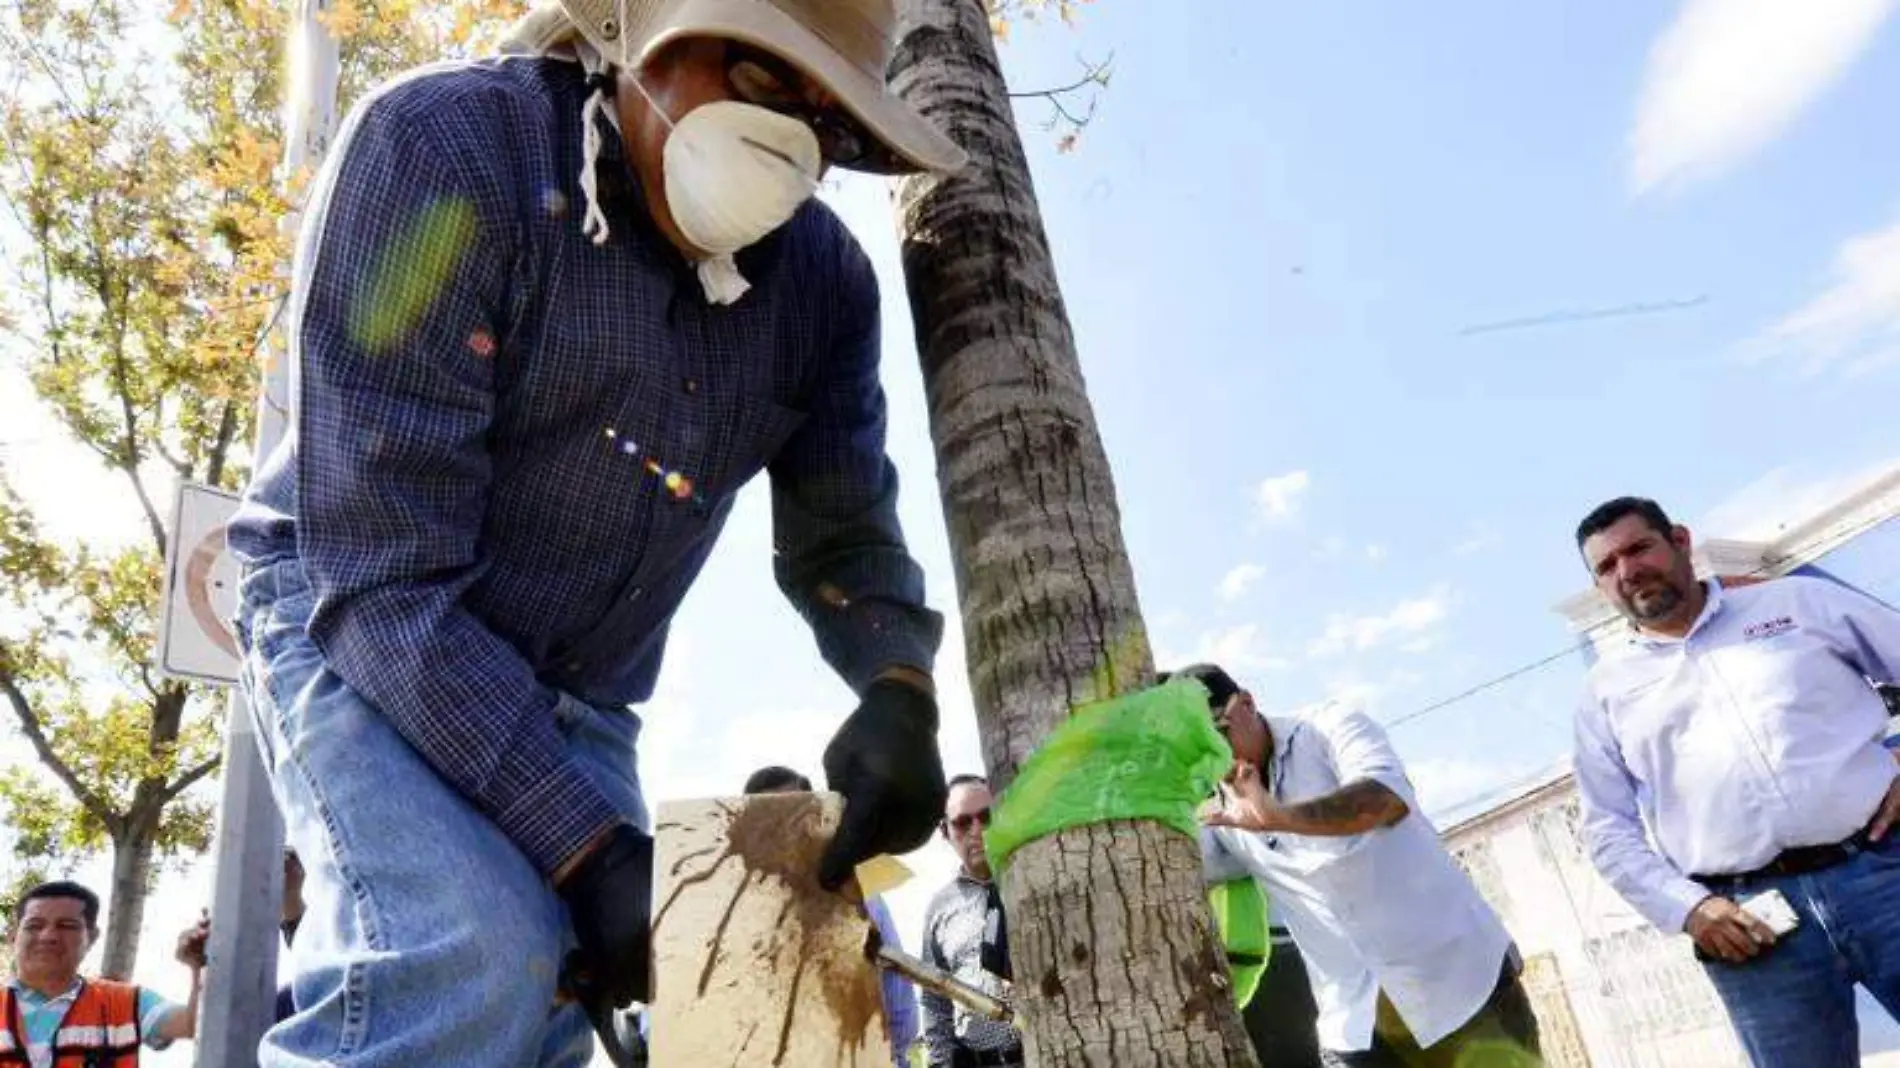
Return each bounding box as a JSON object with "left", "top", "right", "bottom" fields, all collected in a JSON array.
[{"left": 1573, "top": 496, "right": 1900, "bottom": 1068}]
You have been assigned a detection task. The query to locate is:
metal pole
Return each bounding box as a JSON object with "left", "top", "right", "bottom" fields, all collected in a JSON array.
[{"left": 193, "top": 2, "right": 339, "bottom": 1063}]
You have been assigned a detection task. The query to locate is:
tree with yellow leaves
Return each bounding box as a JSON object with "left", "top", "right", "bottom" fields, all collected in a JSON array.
[{"left": 0, "top": 0, "right": 516, "bottom": 977}]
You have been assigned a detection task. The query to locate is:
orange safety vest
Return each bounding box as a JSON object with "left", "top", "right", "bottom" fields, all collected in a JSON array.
[{"left": 0, "top": 979, "right": 142, "bottom": 1068}]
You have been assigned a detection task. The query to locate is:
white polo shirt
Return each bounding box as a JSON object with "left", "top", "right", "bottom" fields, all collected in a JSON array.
[{"left": 1202, "top": 704, "right": 1512, "bottom": 1052}]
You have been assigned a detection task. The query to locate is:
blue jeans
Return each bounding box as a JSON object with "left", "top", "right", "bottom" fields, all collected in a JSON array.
[
  {"left": 1698, "top": 834, "right": 1900, "bottom": 1068},
  {"left": 237, "top": 560, "right": 648, "bottom": 1067}
]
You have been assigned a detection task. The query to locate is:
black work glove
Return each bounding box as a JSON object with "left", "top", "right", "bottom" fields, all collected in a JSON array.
[
  {"left": 818, "top": 678, "right": 947, "bottom": 891},
  {"left": 558, "top": 825, "right": 654, "bottom": 1009}
]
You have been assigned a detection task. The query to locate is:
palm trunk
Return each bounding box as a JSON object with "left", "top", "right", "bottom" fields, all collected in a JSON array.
[
  {"left": 101, "top": 821, "right": 156, "bottom": 979},
  {"left": 889, "top": 2, "right": 1259, "bottom": 1065}
]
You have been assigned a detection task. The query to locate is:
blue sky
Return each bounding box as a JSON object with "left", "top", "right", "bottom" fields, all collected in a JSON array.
[
  {"left": 6, "top": 1, "right": 1900, "bottom": 1059},
  {"left": 643, "top": 0, "right": 1900, "bottom": 978}
]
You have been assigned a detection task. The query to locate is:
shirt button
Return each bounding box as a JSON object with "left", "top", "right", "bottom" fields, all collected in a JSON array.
[
  {"left": 564, "top": 659, "right": 583, "bottom": 673},
  {"left": 628, "top": 586, "right": 644, "bottom": 600},
  {"left": 682, "top": 377, "right": 699, "bottom": 395}
]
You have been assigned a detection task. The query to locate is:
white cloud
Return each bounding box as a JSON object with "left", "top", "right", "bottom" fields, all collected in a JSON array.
[
  {"left": 0, "top": 365, "right": 160, "bottom": 550},
  {"left": 1308, "top": 586, "right": 1454, "bottom": 658},
  {"left": 1697, "top": 456, "right": 1900, "bottom": 541},
  {"left": 1322, "top": 676, "right": 1386, "bottom": 713},
  {"left": 1158, "top": 623, "right": 1292, "bottom": 676},
  {"left": 1629, "top": 0, "right": 1897, "bottom": 193},
  {"left": 1407, "top": 757, "right": 1535, "bottom": 821},
  {"left": 1255, "top": 470, "right": 1310, "bottom": 521},
  {"left": 1750, "top": 216, "right": 1900, "bottom": 377},
  {"left": 1312, "top": 536, "right": 1347, "bottom": 563},
  {"left": 1452, "top": 521, "right": 1503, "bottom": 557},
  {"left": 1217, "top": 563, "right": 1267, "bottom": 602},
  {"left": 1365, "top": 544, "right": 1389, "bottom": 563},
  {"left": 1399, "top": 635, "right": 1438, "bottom": 655}
]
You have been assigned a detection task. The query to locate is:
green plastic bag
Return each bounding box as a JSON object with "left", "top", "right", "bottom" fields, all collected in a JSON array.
[
  {"left": 1209, "top": 878, "right": 1270, "bottom": 1008},
  {"left": 985, "top": 678, "right": 1232, "bottom": 875}
]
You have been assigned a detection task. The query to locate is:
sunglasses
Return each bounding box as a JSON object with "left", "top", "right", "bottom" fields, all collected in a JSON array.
[
  {"left": 725, "top": 44, "right": 874, "bottom": 167},
  {"left": 946, "top": 809, "right": 992, "bottom": 834},
  {"left": 1208, "top": 694, "right": 1240, "bottom": 735}
]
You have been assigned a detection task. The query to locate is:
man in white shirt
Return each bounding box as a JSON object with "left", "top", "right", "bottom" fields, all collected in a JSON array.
[
  {"left": 1572, "top": 496, "right": 1900, "bottom": 1068},
  {"left": 1174, "top": 664, "right": 1539, "bottom": 1068}
]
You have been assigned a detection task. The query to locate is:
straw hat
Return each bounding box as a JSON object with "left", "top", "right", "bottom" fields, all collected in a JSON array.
[{"left": 555, "top": 0, "right": 965, "bottom": 174}]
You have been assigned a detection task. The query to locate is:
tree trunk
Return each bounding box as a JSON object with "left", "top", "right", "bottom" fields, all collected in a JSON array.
[
  {"left": 888, "top": 2, "right": 1259, "bottom": 1065},
  {"left": 101, "top": 817, "right": 157, "bottom": 979}
]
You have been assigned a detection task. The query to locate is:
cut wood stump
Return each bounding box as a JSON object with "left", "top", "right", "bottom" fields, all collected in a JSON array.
[{"left": 650, "top": 792, "right": 892, "bottom": 1067}]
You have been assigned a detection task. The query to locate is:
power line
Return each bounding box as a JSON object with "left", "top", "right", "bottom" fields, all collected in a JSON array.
[
  {"left": 1383, "top": 643, "right": 1584, "bottom": 732},
  {"left": 1383, "top": 506, "right": 1900, "bottom": 734}
]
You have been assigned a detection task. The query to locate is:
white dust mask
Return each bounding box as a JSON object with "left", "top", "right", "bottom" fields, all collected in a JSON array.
[{"left": 632, "top": 82, "right": 823, "bottom": 304}]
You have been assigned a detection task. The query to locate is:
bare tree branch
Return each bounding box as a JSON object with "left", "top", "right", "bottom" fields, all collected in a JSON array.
[
  {"left": 34, "top": 223, "right": 64, "bottom": 368},
  {"left": 149, "top": 429, "right": 189, "bottom": 480},
  {"left": 113, "top": 386, "right": 168, "bottom": 557},
  {"left": 1044, "top": 92, "right": 1096, "bottom": 132},
  {"left": 0, "top": 646, "right": 116, "bottom": 828},
  {"left": 136, "top": 659, "right": 161, "bottom": 704},
  {"left": 83, "top": 189, "right": 169, "bottom": 557},
  {"left": 161, "top": 755, "right": 221, "bottom": 805},
  {"left": 1008, "top": 52, "right": 1113, "bottom": 101},
  {"left": 145, "top": 390, "right": 191, "bottom": 479},
  {"left": 1008, "top": 53, "right": 1112, "bottom": 147},
  {"left": 204, "top": 398, "right": 238, "bottom": 488}
]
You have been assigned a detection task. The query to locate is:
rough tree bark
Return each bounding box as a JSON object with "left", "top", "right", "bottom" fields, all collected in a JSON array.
[
  {"left": 888, "top": 2, "right": 1260, "bottom": 1066},
  {"left": 102, "top": 817, "right": 158, "bottom": 979}
]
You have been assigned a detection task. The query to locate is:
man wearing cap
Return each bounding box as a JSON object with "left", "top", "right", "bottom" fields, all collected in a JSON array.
[
  {"left": 226, "top": 0, "right": 965, "bottom": 1063},
  {"left": 1167, "top": 664, "right": 1540, "bottom": 1068}
]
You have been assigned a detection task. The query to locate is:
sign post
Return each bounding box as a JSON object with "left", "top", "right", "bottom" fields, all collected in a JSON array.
[{"left": 189, "top": 0, "right": 339, "bottom": 1062}]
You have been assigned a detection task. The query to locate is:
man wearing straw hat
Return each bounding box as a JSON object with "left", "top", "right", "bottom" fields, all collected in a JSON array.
[{"left": 227, "top": 0, "right": 966, "bottom": 1063}]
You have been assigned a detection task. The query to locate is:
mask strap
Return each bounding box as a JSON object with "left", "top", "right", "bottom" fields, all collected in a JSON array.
[
  {"left": 579, "top": 39, "right": 753, "bottom": 305},
  {"left": 577, "top": 44, "right": 616, "bottom": 245},
  {"left": 622, "top": 69, "right": 676, "bottom": 132}
]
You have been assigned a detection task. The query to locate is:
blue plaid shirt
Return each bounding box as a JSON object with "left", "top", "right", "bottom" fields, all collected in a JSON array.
[{"left": 229, "top": 56, "right": 942, "bottom": 875}]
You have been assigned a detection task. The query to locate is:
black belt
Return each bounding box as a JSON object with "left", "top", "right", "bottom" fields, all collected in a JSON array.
[
  {"left": 1691, "top": 830, "right": 1874, "bottom": 889},
  {"left": 951, "top": 1045, "right": 1023, "bottom": 1068}
]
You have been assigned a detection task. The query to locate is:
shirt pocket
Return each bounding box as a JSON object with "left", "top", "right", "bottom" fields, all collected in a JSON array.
[
  {"left": 1605, "top": 667, "right": 1688, "bottom": 746},
  {"left": 691, "top": 396, "right": 808, "bottom": 506}
]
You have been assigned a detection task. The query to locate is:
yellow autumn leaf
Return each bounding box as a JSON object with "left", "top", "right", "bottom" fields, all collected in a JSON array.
[
  {"left": 450, "top": 5, "right": 477, "bottom": 46},
  {"left": 316, "top": 0, "right": 364, "bottom": 39}
]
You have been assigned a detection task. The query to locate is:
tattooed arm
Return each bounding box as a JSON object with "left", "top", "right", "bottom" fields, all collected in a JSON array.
[
  {"left": 1272, "top": 778, "right": 1410, "bottom": 836},
  {"left": 1207, "top": 764, "right": 1410, "bottom": 837},
  {"left": 1205, "top": 706, "right": 1417, "bottom": 838}
]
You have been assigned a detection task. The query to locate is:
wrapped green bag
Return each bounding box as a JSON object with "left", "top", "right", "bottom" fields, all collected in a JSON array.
[{"left": 984, "top": 678, "right": 1232, "bottom": 874}]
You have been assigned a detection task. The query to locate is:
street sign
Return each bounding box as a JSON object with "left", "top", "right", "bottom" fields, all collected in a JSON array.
[{"left": 157, "top": 481, "right": 243, "bottom": 686}]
